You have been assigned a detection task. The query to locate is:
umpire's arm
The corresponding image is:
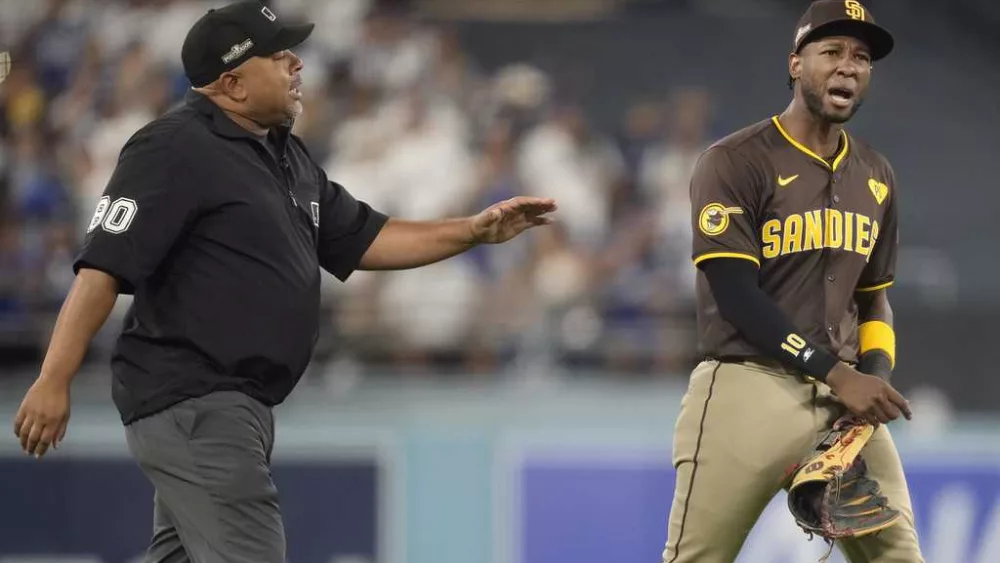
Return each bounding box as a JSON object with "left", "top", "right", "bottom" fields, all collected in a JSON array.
[
  {"left": 13, "top": 268, "right": 119, "bottom": 456},
  {"left": 36, "top": 269, "right": 120, "bottom": 386},
  {"left": 358, "top": 217, "right": 480, "bottom": 270},
  {"left": 315, "top": 173, "right": 554, "bottom": 279},
  {"left": 358, "top": 197, "right": 556, "bottom": 271}
]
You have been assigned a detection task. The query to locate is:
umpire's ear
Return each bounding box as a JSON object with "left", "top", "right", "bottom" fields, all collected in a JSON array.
[{"left": 216, "top": 70, "right": 249, "bottom": 103}]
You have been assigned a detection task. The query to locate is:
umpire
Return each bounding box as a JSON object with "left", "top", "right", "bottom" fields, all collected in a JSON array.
[{"left": 12, "top": 2, "right": 556, "bottom": 561}]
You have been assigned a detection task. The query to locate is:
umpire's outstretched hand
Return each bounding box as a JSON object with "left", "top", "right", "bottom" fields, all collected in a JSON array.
[
  {"left": 14, "top": 377, "right": 70, "bottom": 458},
  {"left": 469, "top": 197, "right": 557, "bottom": 244}
]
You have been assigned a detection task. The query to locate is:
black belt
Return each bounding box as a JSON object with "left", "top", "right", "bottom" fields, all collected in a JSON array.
[
  {"left": 708, "top": 355, "right": 810, "bottom": 379},
  {"left": 710, "top": 355, "right": 782, "bottom": 366}
]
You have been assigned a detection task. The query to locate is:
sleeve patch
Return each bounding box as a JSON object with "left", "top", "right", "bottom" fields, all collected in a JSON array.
[
  {"left": 87, "top": 196, "right": 111, "bottom": 233},
  {"left": 88, "top": 196, "right": 138, "bottom": 234},
  {"left": 698, "top": 202, "right": 744, "bottom": 237}
]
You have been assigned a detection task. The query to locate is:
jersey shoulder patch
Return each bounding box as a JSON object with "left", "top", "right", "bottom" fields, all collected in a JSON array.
[
  {"left": 698, "top": 202, "right": 744, "bottom": 236},
  {"left": 87, "top": 196, "right": 138, "bottom": 234}
]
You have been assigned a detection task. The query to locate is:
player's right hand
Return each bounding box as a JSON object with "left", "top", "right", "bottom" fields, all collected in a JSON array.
[
  {"left": 13, "top": 376, "right": 71, "bottom": 459},
  {"left": 825, "top": 363, "right": 911, "bottom": 425}
]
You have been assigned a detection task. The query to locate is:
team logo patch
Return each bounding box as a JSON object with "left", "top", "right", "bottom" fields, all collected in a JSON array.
[
  {"left": 222, "top": 39, "right": 254, "bottom": 64},
  {"left": 845, "top": 0, "right": 866, "bottom": 21},
  {"left": 698, "top": 203, "right": 744, "bottom": 236},
  {"left": 310, "top": 201, "right": 320, "bottom": 227},
  {"left": 868, "top": 178, "right": 889, "bottom": 205}
]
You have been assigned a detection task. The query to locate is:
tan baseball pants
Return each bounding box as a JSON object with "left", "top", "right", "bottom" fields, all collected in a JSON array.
[{"left": 661, "top": 359, "right": 924, "bottom": 563}]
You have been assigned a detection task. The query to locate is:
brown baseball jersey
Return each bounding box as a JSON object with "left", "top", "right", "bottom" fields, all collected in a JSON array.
[{"left": 690, "top": 116, "right": 898, "bottom": 364}]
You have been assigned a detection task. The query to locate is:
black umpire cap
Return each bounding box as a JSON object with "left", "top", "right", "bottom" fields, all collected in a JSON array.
[
  {"left": 182, "top": 1, "right": 315, "bottom": 87},
  {"left": 792, "top": 0, "right": 894, "bottom": 61}
]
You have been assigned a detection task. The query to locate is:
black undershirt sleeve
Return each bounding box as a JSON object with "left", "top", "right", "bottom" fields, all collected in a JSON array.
[
  {"left": 858, "top": 350, "right": 893, "bottom": 381},
  {"left": 701, "top": 258, "right": 841, "bottom": 381}
]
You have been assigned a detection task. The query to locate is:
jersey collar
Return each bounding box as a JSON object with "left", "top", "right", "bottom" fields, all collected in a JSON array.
[
  {"left": 185, "top": 89, "right": 292, "bottom": 155},
  {"left": 771, "top": 115, "right": 850, "bottom": 172}
]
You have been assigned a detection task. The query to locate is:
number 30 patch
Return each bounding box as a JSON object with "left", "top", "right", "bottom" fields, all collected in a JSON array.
[{"left": 88, "top": 196, "right": 138, "bottom": 234}]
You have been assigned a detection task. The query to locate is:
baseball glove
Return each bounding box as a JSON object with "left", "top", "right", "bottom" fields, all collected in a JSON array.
[{"left": 786, "top": 416, "right": 901, "bottom": 547}]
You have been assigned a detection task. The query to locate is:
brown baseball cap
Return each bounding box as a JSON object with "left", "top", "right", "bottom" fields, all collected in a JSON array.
[{"left": 792, "top": 0, "right": 894, "bottom": 61}]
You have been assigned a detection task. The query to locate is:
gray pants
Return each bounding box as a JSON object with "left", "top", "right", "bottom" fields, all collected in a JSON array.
[{"left": 124, "top": 391, "right": 285, "bottom": 563}]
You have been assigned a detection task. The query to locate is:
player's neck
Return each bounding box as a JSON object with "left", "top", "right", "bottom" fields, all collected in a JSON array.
[{"left": 778, "top": 102, "right": 844, "bottom": 160}]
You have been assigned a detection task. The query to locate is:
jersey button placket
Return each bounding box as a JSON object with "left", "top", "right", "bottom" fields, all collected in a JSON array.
[
  {"left": 281, "top": 158, "right": 296, "bottom": 207},
  {"left": 824, "top": 171, "right": 837, "bottom": 339}
]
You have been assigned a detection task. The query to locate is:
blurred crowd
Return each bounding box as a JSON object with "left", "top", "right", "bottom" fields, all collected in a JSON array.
[{"left": 0, "top": 0, "right": 716, "bottom": 377}]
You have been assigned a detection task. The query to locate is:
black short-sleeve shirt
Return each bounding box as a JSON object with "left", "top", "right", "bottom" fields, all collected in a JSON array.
[
  {"left": 75, "top": 90, "right": 388, "bottom": 423},
  {"left": 690, "top": 116, "right": 899, "bottom": 364}
]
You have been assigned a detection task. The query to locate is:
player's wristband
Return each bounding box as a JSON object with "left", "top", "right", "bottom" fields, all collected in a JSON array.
[
  {"left": 858, "top": 321, "right": 895, "bottom": 369},
  {"left": 858, "top": 350, "right": 893, "bottom": 381},
  {"left": 778, "top": 332, "right": 840, "bottom": 382}
]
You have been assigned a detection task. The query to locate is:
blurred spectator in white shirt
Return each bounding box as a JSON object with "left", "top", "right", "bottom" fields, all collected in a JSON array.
[
  {"left": 517, "top": 104, "right": 625, "bottom": 251},
  {"left": 351, "top": 5, "right": 438, "bottom": 95},
  {"left": 74, "top": 43, "right": 168, "bottom": 234},
  {"left": 639, "top": 87, "right": 713, "bottom": 299},
  {"left": 275, "top": 0, "right": 371, "bottom": 61}
]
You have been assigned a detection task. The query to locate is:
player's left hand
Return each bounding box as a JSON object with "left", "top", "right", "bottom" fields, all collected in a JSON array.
[{"left": 470, "top": 197, "right": 557, "bottom": 244}]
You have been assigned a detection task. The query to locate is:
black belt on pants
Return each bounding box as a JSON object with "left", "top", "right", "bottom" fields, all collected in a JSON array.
[{"left": 707, "top": 355, "right": 814, "bottom": 381}]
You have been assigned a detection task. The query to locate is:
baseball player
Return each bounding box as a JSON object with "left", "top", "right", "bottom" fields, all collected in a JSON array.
[
  {"left": 11, "top": 2, "right": 555, "bottom": 561},
  {"left": 661, "top": 1, "right": 925, "bottom": 562}
]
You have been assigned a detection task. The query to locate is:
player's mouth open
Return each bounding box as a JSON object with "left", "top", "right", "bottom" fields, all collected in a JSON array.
[
  {"left": 827, "top": 87, "right": 854, "bottom": 108},
  {"left": 289, "top": 78, "right": 303, "bottom": 100}
]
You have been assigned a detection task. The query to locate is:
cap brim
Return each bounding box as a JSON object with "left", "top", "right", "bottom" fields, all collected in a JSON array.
[
  {"left": 799, "top": 20, "right": 894, "bottom": 61},
  {"left": 268, "top": 23, "right": 315, "bottom": 53}
]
